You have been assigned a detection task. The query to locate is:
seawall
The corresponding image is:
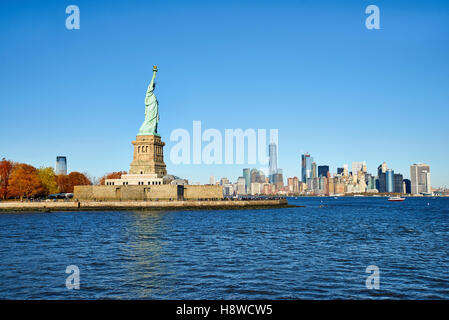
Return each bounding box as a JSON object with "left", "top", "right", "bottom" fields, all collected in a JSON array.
[{"left": 0, "top": 199, "right": 291, "bottom": 212}]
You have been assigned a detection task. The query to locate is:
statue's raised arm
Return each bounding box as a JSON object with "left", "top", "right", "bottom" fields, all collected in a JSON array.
[{"left": 147, "top": 65, "right": 158, "bottom": 93}]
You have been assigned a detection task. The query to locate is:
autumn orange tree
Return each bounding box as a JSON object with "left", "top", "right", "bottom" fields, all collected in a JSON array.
[
  {"left": 56, "top": 174, "right": 70, "bottom": 194},
  {"left": 8, "top": 163, "right": 45, "bottom": 200},
  {"left": 0, "top": 158, "right": 14, "bottom": 199},
  {"left": 57, "top": 172, "right": 92, "bottom": 193},
  {"left": 99, "top": 171, "right": 127, "bottom": 185}
]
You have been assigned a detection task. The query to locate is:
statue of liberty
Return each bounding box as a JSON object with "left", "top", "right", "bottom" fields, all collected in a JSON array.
[{"left": 138, "top": 66, "right": 160, "bottom": 136}]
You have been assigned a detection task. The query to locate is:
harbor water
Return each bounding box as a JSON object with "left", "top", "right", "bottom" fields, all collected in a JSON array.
[{"left": 0, "top": 197, "right": 448, "bottom": 299}]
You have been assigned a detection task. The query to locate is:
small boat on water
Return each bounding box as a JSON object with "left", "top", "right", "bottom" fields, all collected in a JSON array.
[{"left": 388, "top": 196, "right": 405, "bottom": 202}]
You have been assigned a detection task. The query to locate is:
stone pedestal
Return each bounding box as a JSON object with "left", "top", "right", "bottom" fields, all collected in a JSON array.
[{"left": 129, "top": 135, "right": 167, "bottom": 177}]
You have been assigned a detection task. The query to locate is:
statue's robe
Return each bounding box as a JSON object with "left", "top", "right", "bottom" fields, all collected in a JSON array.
[{"left": 138, "top": 79, "right": 159, "bottom": 135}]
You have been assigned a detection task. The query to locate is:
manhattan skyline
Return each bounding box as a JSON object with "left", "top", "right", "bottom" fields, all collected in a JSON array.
[{"left": 0, "top": 0, "right": 448, "bottom": 186}]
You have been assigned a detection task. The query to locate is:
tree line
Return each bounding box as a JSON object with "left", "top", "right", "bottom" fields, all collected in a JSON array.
[{"left": 0, "top": 158, "right": 91, "bottom": 200}]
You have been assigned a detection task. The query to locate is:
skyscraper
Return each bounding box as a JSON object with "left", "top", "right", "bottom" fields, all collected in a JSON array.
[
  {"left": 269, "top": 143, "right": 278, "bottom": 183},
  {"left": 236, "top": 177, "right": 246, "bottom": 195},
  {"left": 410, "top": 163, "right": 431, "bottom": 194},
  {"left": 380, "top": 162, "right": 388, "bottom": 174},
  {"left": 403, "top": 179, "right": 411, "bottom": 194},
  {"left": 343, "top": 164, "right": 349, "bottom": 177},
  {"left": 243, "top": 168, "right": 250, "bottom": 193},
  {"left": 311, "top": 162, "right": 317, "bottom": 179},
  {"left": 318, "top": 176, "right": 327, "bottom": 195},
  {"left": 55, "top": 156, "right": 67, "bottom": 175},
  {"left": 273, "top": 169, "right": 284, "bottom": 190},
  {"left": 377, "top": 162, "right": 387, "bottom": 193},
  {"left": 258, "top": 170, "right": 266, "bottom": 183},
  {"left": 287, "top": 176, "right": 299, "bottom": 193},
  {"left": 362, "top": 162, "right": 367, "bottom": 173},
  {"left": 394, "top": 173, "right": 403, "bottom": 193},
  {"left": 352, "top": 162, "right": 364, "bottom": 177},
  {"left": 301, "top": 153, "right": 313, "bottom": 182},
  {"left": 337, "top": 167, "right": 344, "bottom": 175},
  {"left": 328, "top": 175, "right": 334, "bottom": 195},
  {"left": 425, "top": 171, "right": 431, "bottom": 194},
  {"left": 318, "top": 165, "right": 329, "bottom": 177},
  {"left": 386, "top": 169, "right": 394, "bottom": 193},
  {"left": 366, "top": 174, "right": 376, "bottom": 190}
]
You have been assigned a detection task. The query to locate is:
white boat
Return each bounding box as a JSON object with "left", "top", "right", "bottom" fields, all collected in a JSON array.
[{"left": 388, "top": 196, "right": 405, "bottom": 202}]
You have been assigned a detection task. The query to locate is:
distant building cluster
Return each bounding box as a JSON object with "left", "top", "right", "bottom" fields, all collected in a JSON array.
[
  {"left": 432, "top": 187, "right": 449, "bottom": 197},
  {"left": 296, "top": 155, "right": 432, "bottom": 196},
  {"left": 217, "top": 167, "right": 286, "bottom": 197},
  {"left": 210, "top": 142, "right": 288, "bottom": 197},
  {"left": 212, "top": 149, "right": 434, "bottom": 197},
  {"left": 295, "top": 154, "right": 431, "bottom": 196}
]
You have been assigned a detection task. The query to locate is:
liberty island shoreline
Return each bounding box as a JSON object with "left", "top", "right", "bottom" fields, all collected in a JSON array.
[
  {"left": 0, "top": 198, "right": 291, "bottom": 212},
  {"left": 1, "top": 193, "right": 446, "bottom": 213}
]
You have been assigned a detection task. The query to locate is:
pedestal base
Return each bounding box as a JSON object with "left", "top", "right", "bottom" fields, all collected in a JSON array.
[{"left": 129, "top": 135, "right": 167, "bottom": 177}]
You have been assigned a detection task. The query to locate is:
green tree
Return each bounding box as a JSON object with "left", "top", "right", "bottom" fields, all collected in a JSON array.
[{"left": 37, "top": 167, "right": 59, "bottom": 195}]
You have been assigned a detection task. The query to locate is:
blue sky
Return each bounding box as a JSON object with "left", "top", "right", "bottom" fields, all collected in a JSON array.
[{"left": 0, "top": 0, "right": 448, "bottom": 186}]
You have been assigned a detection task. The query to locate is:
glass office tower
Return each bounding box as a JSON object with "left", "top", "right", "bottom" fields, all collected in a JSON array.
[{"left": 55, "top": 156, "right": 67, "bottom": 175}]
